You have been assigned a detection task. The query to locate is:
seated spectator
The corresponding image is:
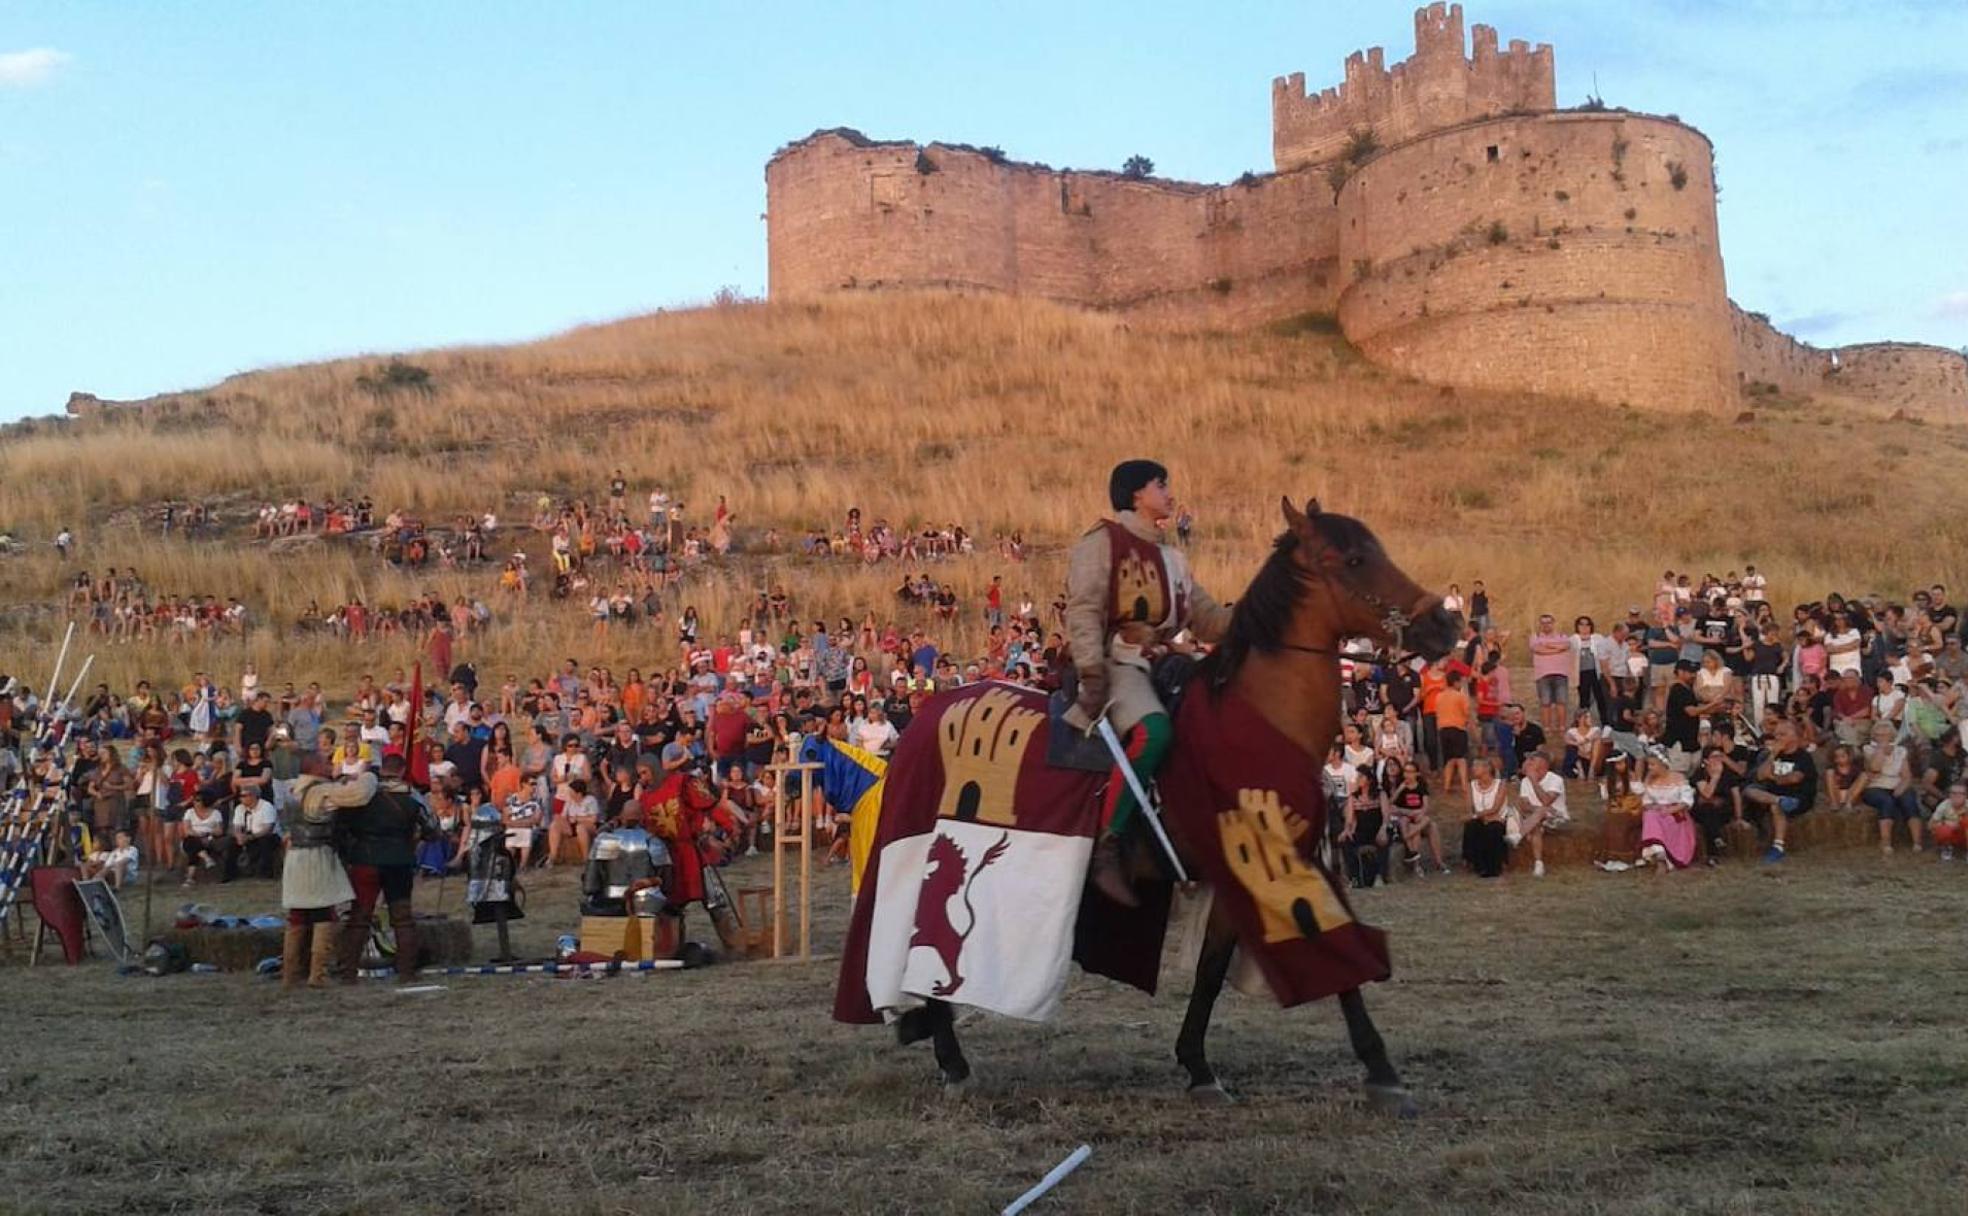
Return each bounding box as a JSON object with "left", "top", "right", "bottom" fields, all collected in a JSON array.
[
  {"left": 1338, "top": 757, "right": 1389, "bottom": 890},
  {"left": 850, "top": 702, "right": 899, "bottom": 757},
  {"left": 1918, "top": 732, "right": 1965, "bottom": 814},
  {"left": 228, "top": 786, "right": 281, "bottom": 880},
  {"left": 1742, "top": 720, "right": 1818, "bottom": 863},
  {"left": 549, "top": 777, "right": 600, "bottom": 863},
  {"left": 1860, "top": 722, "right": 1924, "bottom": 854},
  {"left": 1636, "top": 753, "right": 1697, "bottom": 872},
  {"left": 1384, "top": 762, "right": 1448, "bottom": 876},
  {"left": 1824, "top": 745, "right": 1867, "bottom": 812},
  {"left": 1690, "top": 748, "right": 1742, "bottom": 861},
  {"left": 1320, "top": 744, "right": 1362, "bottom": 857},
  {"left": 1513, "top": 751, "right": 1569, "bottom": 878},
  {"left": 1595, "top": 755, "right": 1643, "bottom": 869},
  {"left": 179, "top": 794, "right": 227, "bottom": 884},
  {"left": 1461, "top": 757, "right": 1510, "bottom": 879},
  {"left": 502, "top": 792, "right": 542, "bottom": 870},
  {"left": 1562, "top": 710, "right": 1611, "bottom": 781},
  {"left": 79, "top": 829, "right": 140, "bottom": 889},
  {"left": 1931, "top": 783, "right": 1968, "bottom": 861}
]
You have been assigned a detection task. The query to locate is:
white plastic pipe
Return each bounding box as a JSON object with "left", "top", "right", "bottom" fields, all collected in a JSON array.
[
  {"left": 44, "top": 621, "right": 74, "bottom": 706},
  {"left": 62, "top": 654, "right": 95, "bottom": 714},
  {"left": 1002, "top": 1144, "right": 1092, "bottom": 1216}
]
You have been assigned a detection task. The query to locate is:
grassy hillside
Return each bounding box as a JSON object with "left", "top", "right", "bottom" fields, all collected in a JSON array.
[{"left": 1, "top": 291, "right": 1960, "bottom": 691}]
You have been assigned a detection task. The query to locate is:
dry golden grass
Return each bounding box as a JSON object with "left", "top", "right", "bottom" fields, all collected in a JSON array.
[
  {"left": 4, "top": 853, "right": 1965, "bottom": 1213},
  {"left": 3, "top": 290, "right": 1964, "bottom": 692}
]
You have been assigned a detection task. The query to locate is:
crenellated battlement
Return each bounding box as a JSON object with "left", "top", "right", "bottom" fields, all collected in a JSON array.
[{"left": 1272, "top": 3, "right": 1553, "bottom": 171}]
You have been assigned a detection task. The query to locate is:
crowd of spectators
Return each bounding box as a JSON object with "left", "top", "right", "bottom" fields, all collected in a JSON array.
[
  {"left": 68, "top": 569, "right": 250, "bottom": 643},
  {"left": 2, "top": 572, "right": 1064, "bottom": 895},
  {"left": 1322, "top": 569, "right": 1968, "bottom": 884}
]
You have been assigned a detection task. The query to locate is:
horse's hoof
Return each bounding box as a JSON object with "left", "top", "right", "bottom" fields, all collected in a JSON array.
[
  {"left": 1363, "top": 1083, "right": 1418, "bottom": 1119},
  {"left": 1187, "top": 1081, "right": 1236, "bottom": 1106},
  {"left": 940, "top": 1076, "right": 973, "bottom": 1102}
]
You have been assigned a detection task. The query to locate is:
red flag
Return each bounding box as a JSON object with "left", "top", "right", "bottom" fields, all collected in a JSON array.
[{"left": 406, "top": 662, "right": 427, "bottom": 790}]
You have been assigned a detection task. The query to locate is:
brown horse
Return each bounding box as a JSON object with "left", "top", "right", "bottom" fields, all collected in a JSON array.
[{"left": 888, "top": 498, "right": 1460, "bottom": 1113}]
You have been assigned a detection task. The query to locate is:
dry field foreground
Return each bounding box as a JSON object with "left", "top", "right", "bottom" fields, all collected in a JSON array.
[
  {"left": 2, "top": 853, "right": 1965, "bottom": 1215},
  {"left": 3, "top": 292, "right": 1965, "bottom": 691}
]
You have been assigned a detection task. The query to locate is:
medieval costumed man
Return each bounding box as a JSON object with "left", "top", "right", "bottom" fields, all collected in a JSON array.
[
  {"left": 281, "top": 755, "right": 376, "bottom": 989},
  {"left": 638, "top": 760, "right": 739, "bottom": 943},
  {"left": 456, "top": 798, "right": 524, "bottom": 962},
  {"left": 1064, "top": 459, "right": 1233, "bottom": 906},
  {"left": 334, "top": 753, "right": 425, "bottom": 984}
]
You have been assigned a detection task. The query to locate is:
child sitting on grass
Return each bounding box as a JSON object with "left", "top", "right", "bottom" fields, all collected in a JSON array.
[{"left": 1931, "top": 783, "right": 1968, "bottom": 861}]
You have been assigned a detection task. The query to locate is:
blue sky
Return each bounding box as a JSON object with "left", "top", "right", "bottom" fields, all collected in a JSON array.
[{"left": 1, "top": 0, "right": 1962, "bottom": 421}]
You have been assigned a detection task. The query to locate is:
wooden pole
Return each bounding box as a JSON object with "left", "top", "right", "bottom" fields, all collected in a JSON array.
[
  {"left": 799, "top": 768, "right": 812, "bottom": 960},
  {"left": 767, "top": 761, "right": 789, "bottom": 961},
  {"left": 762, "top": 760, "right": 824, "bottom": 962}
]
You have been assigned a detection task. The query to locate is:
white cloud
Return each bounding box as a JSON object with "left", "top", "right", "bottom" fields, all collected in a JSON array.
[
  {"left": 0, "top": 48, "right": 73, "bottom": 89},
  {"left": 1937, "top": 292, "right": 1968, "bottom": 320}
]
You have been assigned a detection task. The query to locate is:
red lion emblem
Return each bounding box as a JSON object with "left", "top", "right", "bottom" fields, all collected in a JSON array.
[{"left": 909, "top": 831, "right": 1010, "bottom": 997}]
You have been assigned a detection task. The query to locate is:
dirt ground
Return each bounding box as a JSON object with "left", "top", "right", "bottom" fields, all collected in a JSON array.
[{"left": 2, "top": 849, "right": 1965, "bottom": 1216}]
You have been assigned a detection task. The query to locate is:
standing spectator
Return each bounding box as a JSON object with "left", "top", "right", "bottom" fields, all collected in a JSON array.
[
  {"left": 1434, "top": 670, "right": 1472, "bottom": 793},
  {"left": 1530, "top": 614, "right": 1572, "bottom": 737},
  {"left": 1825, "top": 611, "right": 1863, "bottom": 679},
  {"left": 1574, "top": 616, "right": 1613, "bottom": 725}
]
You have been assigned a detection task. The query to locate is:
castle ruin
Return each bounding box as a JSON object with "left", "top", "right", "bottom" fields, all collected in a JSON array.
[{"left": 764, "top": 4, "right": 1965, "bottom": 417}]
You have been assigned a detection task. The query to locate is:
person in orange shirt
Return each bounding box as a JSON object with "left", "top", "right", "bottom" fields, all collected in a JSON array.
[
  {"left": 1417, "top": 659, "right": 1449, "bottom": 773},
  {"left": 1433, "top": 669, "right": 1473, "bottom": 793}
]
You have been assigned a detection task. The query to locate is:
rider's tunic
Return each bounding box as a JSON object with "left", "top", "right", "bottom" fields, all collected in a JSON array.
[{"left": 1064, "top": 509, "right": 1233, "bottom": 734}]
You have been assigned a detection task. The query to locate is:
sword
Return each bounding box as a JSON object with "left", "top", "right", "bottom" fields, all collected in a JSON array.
[{"left": 1092, "top": 714, "right": 1189, "bottom": 884}]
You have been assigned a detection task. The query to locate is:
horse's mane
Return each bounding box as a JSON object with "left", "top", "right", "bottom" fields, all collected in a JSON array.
[{"left": 1204, "top": 514, "right": 1380, "bottom": 692}]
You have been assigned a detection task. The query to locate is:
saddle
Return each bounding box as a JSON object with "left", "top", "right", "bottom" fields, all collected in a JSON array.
[{"left": 1045, "top": 653, "right": 1201, "bottom": 772}]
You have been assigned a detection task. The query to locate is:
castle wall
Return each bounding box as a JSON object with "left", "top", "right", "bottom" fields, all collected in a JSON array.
[
  {"left": 1731, "top": 304, "right": 1830, "bottom": 396},
  {"left": 1825, "top": 343, "right": 1968, "bottom": 419},
  {"left": 766, "top": 134, "right": 1343, "bottom": 326},
  {"left": 1272, "top": 3, "right": 1553, "bottom": 172},
  {"left": 765, "top": 7, "right": 1936, "bottom": 419},
  {"left": 1335, "top": 112, "right": 1734, "bottom": 411}
]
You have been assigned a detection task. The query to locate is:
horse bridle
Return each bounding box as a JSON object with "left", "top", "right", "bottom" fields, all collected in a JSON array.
[{"left": 1275, "top": 549, "right": 1416, "bottom": 659}]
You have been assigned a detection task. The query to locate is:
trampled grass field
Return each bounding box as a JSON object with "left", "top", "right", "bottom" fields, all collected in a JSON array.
[{"left": 3, "top": 849, "right": 1964, "bottom": 1215}]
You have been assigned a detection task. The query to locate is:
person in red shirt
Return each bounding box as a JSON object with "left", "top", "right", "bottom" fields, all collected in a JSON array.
[{"left": 706, "top": 692, "right": 751, "bottom": 779}]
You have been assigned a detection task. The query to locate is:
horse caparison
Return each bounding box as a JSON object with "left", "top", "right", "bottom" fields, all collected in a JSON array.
[{"left": 895, "top": 499, "right": 1459, "bottom": 1113}]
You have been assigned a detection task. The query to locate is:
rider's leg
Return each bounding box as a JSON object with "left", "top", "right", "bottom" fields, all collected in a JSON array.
[
  {"left": 1089, "top": 711, "right": 1171, "bottom": 907},
  {"left": 1099, "top": 712, "right": 1173, "bottom": 839}
]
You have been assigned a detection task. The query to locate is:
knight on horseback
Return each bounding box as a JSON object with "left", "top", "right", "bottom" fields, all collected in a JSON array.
[{"left": 1064, "top": 460, "right": 1232, "bottom": 907}]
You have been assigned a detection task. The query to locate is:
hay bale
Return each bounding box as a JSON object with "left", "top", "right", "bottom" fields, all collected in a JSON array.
[
  {"left": 159, "top": 925, "right": 284, "bottom": 971},
  {"left": 1505, "top": 823, "right": 1598, "bottom": 872},
  {"left": 159, "top": 914, "right": 474, "bottom": 972}
]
